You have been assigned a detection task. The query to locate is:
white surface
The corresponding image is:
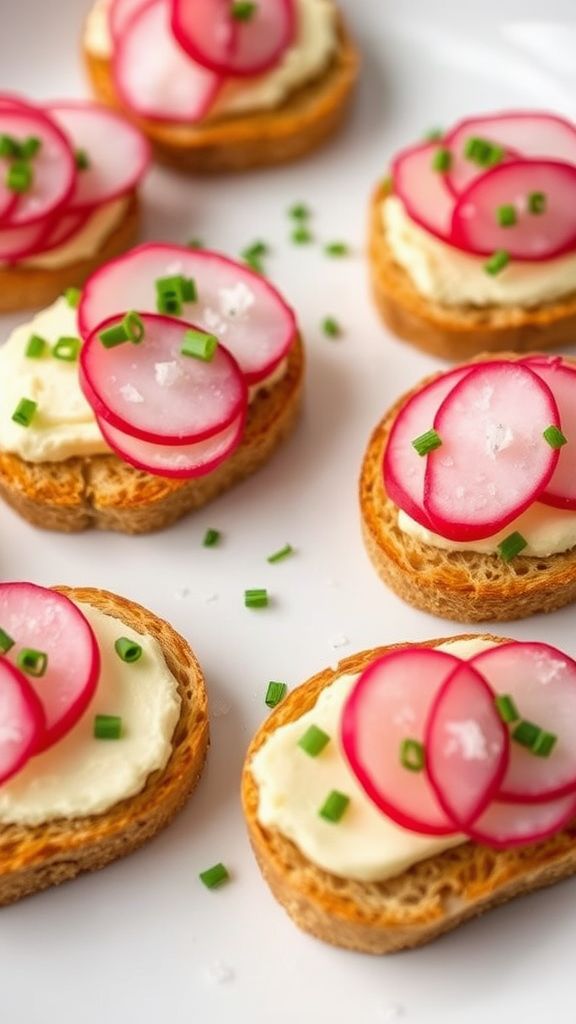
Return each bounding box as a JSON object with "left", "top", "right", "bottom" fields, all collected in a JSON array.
[{"left": 2, "top": 2, "right": 576, "bottom": 1022}]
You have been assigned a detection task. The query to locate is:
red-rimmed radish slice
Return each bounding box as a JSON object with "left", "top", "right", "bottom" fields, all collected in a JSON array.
[
  {"left": 114, "top": 0, "right": 222, "bottom": 124},
  {"left": 45, "top": 103, "right": 150, "bottom": 211},
  {"left": 0, "top": 583, "right": 100, "bottom": 753},
  {"left": 0, "top": 660, "right": 45, "bottom": 786},
  {"left": 451, "top": 159, "right": 576, "bottom": 260},
  {"left": 471, "top": 642, "right": 576, "bottom": 803},
  {"left": 342, "top": 648, "right": 461, "bottom": 836},
  {"left": 466, "top": 791, "right": 576, "bottom": 849},
  {"left": 391, "top": 141, "right": 455, "bottom": 241},
  {"left": 424, "top": 362, "right": 560, "bottom": 541},
  {"left": 109, "top": 0, "right": 149, "bottom": 39},
  {"left": 0, "top": 107, "right": 75, "bottom": 228},
  {"left": 522, "top": 357, "right": 576, "bottom": 510},
  {"left": 97, "top": 409, "right": 245, "bottom": 478},
  {"left": 78, "top": 244, "right": 297, "bottom": 384},
  {"left": 171, "top": 0, "right": 296, "bottom": 78},
  {"left": 425, "top": 661, "right": 509, "bottom": 828},
  {"left": 40, "top": 209, "right": 90, "bottom": 252},
  {"left": 80, "top": 313, "right": 247, "bottom": 444},
  {"left": 0, "top": 219, "right": 50, "bottom": 263}
]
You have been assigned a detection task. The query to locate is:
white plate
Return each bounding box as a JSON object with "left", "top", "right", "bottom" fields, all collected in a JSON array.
[{"left": 2, "top": 3, "right": 576, "bottom": 1022}]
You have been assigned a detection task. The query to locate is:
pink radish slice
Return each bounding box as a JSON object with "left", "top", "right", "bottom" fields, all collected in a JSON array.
[
  {"left": 78, "top": 244, "right": 297, "bottom": 384},
  {"left": 0, "top": 219, "right": 51, "bottom": 263},
  {"left": 471, "top": 642, "right": 576, "bottom": 803},
  {"left": 109, "top": 0, "right": 150, "bottom": 39},
  {"left": 0, "top": 583, "right": 100, "bottom": 753},
  {"left": 171, "top": 0, "right": 296, "bottom": 78},
  {"left": 467, "top": 791, "right": 576, "bottom": 849},
  {"left": 392, "top": 141, "right": 455, "bottom": 241},
  {"left": 424, "top": 362, "right": 560, "bottom": 542},
  {"left": 521, "top": 357, "right": 576, "bottom": 510},
  {"left": 451, "top": 159, "right": 576, "bottom": 260},
  {"left": 342, "top": 648, "right": 461, "bottom": 836},
  {"left": 97, "top": 409, "right": 245, "bottom": 478},
  {"left": 80, "top": 313, "right": 247, "bottom": 444},
  {"left": 114, "top": 0, "right": 222, "bottom": 124},
  {"left": 45, "top": 103, "right": 150, "bottom": 211},
  {"left": 0, "top": 107, "right": 75, "bottom": 228},
  {"left": 0, "top": 660, "right": 45, "bottom": 786},
  {"left": 425, "top": 661, "right": 509, "bottom": 828},
  {"left": 40, "top": 209, "right": 90, "bottom": 252}
]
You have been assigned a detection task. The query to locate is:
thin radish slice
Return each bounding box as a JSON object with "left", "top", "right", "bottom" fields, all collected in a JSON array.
[
  {"left": 0, "top": 660, "right": 45, "bottom": 786},
  {"left": 0, "top": 107, "right": 75, "bottom": 228},
  {"left": 46, "top": 103, "right": 150, "bottom": 212},
  {"left": 78, "top": 244, "right": 297, "bottom": 384},
  {"left": 391, "top": 141, "right": 455, "bottom": 242},
  {"left": 110, "top": 0, "right": 150, "bottom": 39},
  {"left": 425, "top": 661, "right": 509, "bottom": 828},
  {"left": 342, "top": 649, "right": 461, "bottom": 836},
  {"left": 471, "top": 642, "right": 576, "bottom": 803},
  {"left": 40, "top": 209, "right": 90, "bottom": 252},
  {"left": 0, "top": 583, "right": 100, "bottom": 753},
  {"left": 467, "top": 791, "right": 576, "bottom": 849},
  {"left": 522, "top": 357, "right": 576, "bottom": 510},
  {"left": 424, "top": 362, "right": 560, "bottom": 542},
  {"left": 80, "top": 313, "right": 247, "bottom": 444},
  {"left": 97, "top": 409, "right": 246, "bottom": 478},
  {"left": 114, "top": 0, "right": 223, "bottom": 124},
  {"left": 171, "top": 0, "right": 296, "bottom": 78},
  {"left": 0, "top": 219, "right": 50, "bottom": 263}
]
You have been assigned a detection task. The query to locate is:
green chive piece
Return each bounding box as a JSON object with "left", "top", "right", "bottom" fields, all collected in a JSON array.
[
  {"left": 464, "top": 137, "right": 504, "bottom": 167},
  {"left": 187, "top": 237, "right": 204, "bottom": 249},
  {"left": 291, "top": 225, "right": 313, "bottom": 245},
  {"left": 265, "top": 681, "right": 287, "bottom": 708},
  {"left": 424, "top": 128, "right": 444, "bottom": 142},
  {"left": 512, "top": 719, "right": 543, "bottom": 750},
  {"left": 21, "top": 136, "right": 41, "bottom": 159},
  {"left": 485, "top": 249, "right": 510, "bottom": 276},
  {"left": 400, "top": 738, "right": 425, "bottom": 772},
  {"left": 94, "top": 714, "right": 123, "bottom": 740},
  {"left": 156, "top": 291, "right": 181, "bottom": 315},
  {"left": 17, "top": 647, "right": 47, "bottom": 677},
  {"left": 498, "top": 531, "right": 528, "bottom": 562},
  {"left": 244, "top": 588, "right": 269, "bottom": 609},
  {"left": 532, "top": 730, "right": 557, "bottom": 758},
  {"left": 124, "top": 310, "right": 145, "bottom": 343},
  {"left": 231, "top": 0, "right": 257, "bottom": 20},
  {"left": 203, "top": 527, "right": 221, "bottom": 547},
  {"left": 52, "top": 336, "right": 81, "bottom": 362},
  {"left": 412, "top": 428, "right": 442, "bottom": 456},
  {"left": 75, "top": 148, "right": 90, "bottom": 170},
  {"left": 324, "top": 241, "right": 349, "bottom": 257},
  {"left": 25, "top": 334, "right": 46, "bottom": 358},
  {"left": 99, "top": 322, "right": 130, "bottom": 348},
  {"left": 0, "top": 627, "right": 15, "bottom": 654},
  {"left": 114, "top": 636, "right": 143, "bottom": 663},
  {"left": 155, "top": 275, "right": 197, "bottom": 315},
  {"left": 289, "top": 202, "right": 310, "bottom": 220},
  {"left": 322, "top": 316, "right": 341, "bottom": 338},
  {"left": 495, "top": 694, "right": 520, "bottom": 724},
  {"left": 432, "top": 148, "right": 451, "bottom": 173},
  {"left": 242, "top": 240, "right": 268, "bottom": 261},
  {"left": 6, "top": 161, "right": 33, "bottom": 193},
  {"left": 64, "top": 286, "right": 81, "bottom": 308},
  {"left": 12, "top": 397, "right": 37, "bottom": 427},
  {"left": 0, "top": 134, "right": 19, "bottom": 158},
  {"left": 181, "top": 329, "right": 218, "bottom": 361},
  {"left": 543, "top": 425, "right": 567, "bottom": 449},
  {"left": 267, "top": 543, "right": 294, "bottom": 564},
  {"left": 199, "top": 862, "right": 230, "bottom": 889},
  {"left": 319, "top": 790, "right": 350, "bottom": 823},
  {"left": 528, "top": 191, "right": 546, "bottom": 215},
  {"left": 298, "top": 724, "right": 330, "bottom": 757},
  {"left": 497, "top": 203, "right": 517, "bottom": 227}
]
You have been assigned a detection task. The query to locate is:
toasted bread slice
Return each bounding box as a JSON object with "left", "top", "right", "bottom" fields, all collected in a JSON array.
[
  {"left": 242, "top": 636, "right": 576, "bottom": 954},
  {"left": 0, "top": 195, "right": 139, "bottom": 315},
  {"left": 83, "top": 17, "right": 359, "bottom": 173},
  {"left": 369, "top": 182, "right": 576, "bottom": 360},
  {"left": 0, "top": 335, "right": 304, "bottom": 533},
  {"left": 0, "top": 585, "right": 209, "bottom": 907}
]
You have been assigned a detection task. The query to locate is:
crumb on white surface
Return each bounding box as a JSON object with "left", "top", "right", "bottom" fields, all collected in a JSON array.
[
  {"left": 204, "top": 961, "right": 235, "bottom": 985},
  {"left": 331, "top": 634, "right": 349, "bottom": 649}
]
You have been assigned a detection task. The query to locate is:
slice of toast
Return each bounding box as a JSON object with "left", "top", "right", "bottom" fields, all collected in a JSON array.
[
  {"left": 0, "top": 334, "right": 304, "bottom": 533},
  {"left": 369, "top": 181, "right": 576, "bottom": 360},
  {"left": 0, "top": 585, "right": 209, "bottom": 907},
  {"left": 242, "top": 637, "right": 576, "bottom": 954}
]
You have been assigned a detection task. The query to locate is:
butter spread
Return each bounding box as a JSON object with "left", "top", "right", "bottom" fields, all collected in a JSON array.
[
  {"left": 18, "top": 197, "right": 129, "bottom": 271},
  {"left": 0, "top": 600, "right": 181, "bottom": 826}
]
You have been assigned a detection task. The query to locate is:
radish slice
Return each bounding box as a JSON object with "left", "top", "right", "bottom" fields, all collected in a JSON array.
[
  {"left": 425, "top": 661, "right": 509, "bottom": 828},
  {"left": 342, "top": 649, "right": 460, "bottom": 836},
  {"left": 0, "top": 660, "right": 45, "bottom": 785},
  {"left": 471, "top": 642, "right": 576, "bottom": 803},
  {"left": 46, "top": 103, "right": 150, "bottom": 212},
  {"left": 0, "top": 219, "right": 50, "bottom": 263},
  {"left": 171, "top": 0, "right": 296, "bottom": 78},
  {"left": 114, "top": 0, "right": 223, "bottom": 124},
  {"left": 391, "top": 141, "right": 455, "bottom": 241},
  {"left": 78, "top": 244, "right": 297, "bottom": 384},
  {"left": 40, "top": 209, "right": 90, "bottom": 252},
  {"left": 522, "top": 357, "right": 576, "bottom": 510},
  {"left": 0, "top": 107, "right": 75, "bottom": 228},
  {"left": 97, "top": 409, "right": 246, "bottom": 478},
  {"left": 467, "top": 791, "right": 576, "bottom": 849},
  {"left": 110, "top": 0, "right": 149, "bottom": 39},
  {"left": 0, "top": 583, "right": 100, "bottom": 753},
  {"left": 424, "top": 362, "right": 560, "bottom": 541}
]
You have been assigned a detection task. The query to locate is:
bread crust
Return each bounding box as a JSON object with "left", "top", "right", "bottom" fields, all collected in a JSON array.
[
  {"left": 0, "top": 335, "right": 304, "bottom": 533},
  {"left": 0, "top": 585, "right": 209, "bottom": 907},
  {"left": 359, "top": 354, "right": 576, "bottom": 622},
  {"left": 83, "top": 17, "right": 359, "bottom": 173},
  {"left": 369, "top": 182, "right": 576, "bottom": 360},
  {"left": 0, "top": 194, "right": 139, "bottom": 314},
  {"left": 242, "top": 637, "right": 576, "bottom": 954}
]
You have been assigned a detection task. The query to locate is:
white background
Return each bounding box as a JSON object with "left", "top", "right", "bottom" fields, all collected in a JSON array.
[{"left": 2, "top": 2, "right": 576, "bottom": 1022}]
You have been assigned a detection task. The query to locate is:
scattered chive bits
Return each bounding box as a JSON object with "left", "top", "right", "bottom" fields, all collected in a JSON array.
[
  {"left": 495, "top": 694, "right": 520, "bottom": 724},
  {"left": 424, "top": 127, "right": 444, "bottom": 142},
  {"left": 411, "top": 428, "right": 442, "bottom": 456},
  {"left": 498, "top": 531, "right": 528, "bottom": 562},
  {"left": 0, "top": 134, "right": 19, "bottom": 158},
  {"left": 324, "top": 241, "right": 349, "bottom": 257},
  {"left": 12, "top": 397, "right": 37, "bottom": 427},
  {"left": 512, "top": 719, "right": 557, "bottom": 758},
  {"left": 528, "top": 191, "right": 546, "bottom": 215},
  {"left": 52, "top": 336, "right": 81, "bottom": 362},
  {"left": 322, "top": 316, "right": 341, "bottom": 338},
  {"left": 94, "top": 714, "right": 123, "bottom": 740},
  {"left": 187, "top": 237, "right": 204, "bottom": 249},
  {"left": 265, "top": 681, "right": 287, "bottom": 708},
  {"left": 25, "top": 334, "right": 46, "bottom": 358},
  {"left": 484, "top": 249, "right": 510, "bottom": 276},
  {"left": 267, "top": 543, "right": 294, "bottom": 564},
  {"left": 288, "top": 202, "right": 311, "bottom": 221},
  {"left": 464, "top": 137, "right": 504, "bottom": 167},
  {"left": 432, "top": 148, "right": 451, "bottom": 173},
  {"left": 400, "top": 738, "right": 425, "bottom": 772},
  {"left": 17, "top": 648, "right": 48, "bottom": 677},
  {"left": 155, "top": 274, "right": 197, "bottom": 315},
  {"left": 181, "top": 328, "right": 218, "bottom": 361},
  {"left": 99, "top": 311, "right": 144, "bottom": 347},
  {"left": 203, "top": 527, "right": 221, "bottom": 547},
  {"left": 6, "top": 161, "right": 33, "bottom": 194},
  {"left": 241, "top": 240, "right": 268, "bottom": 272},
  {"left": 319, "top": 790, "right": 349, "bottom": 823},
  {"left": 75, "top": 148, "right": 90, "bottom": 170},
  {"left": 64, "top": 286, "right": 81, "bottom": 309},
  {"left": 231, "top": 0, "right": 257, "bottom": 20},
  {"left": 298, "top": 724, "right": 330, "bottom": 757},
  {"left": 199, "top": 862, "right": 230, "bottom": 889},
  {"left": 0, "top": 628, "right": 14, "bottom": 654},
  {"left": 291, "top": 225, "right": 313, "bottom": 245},
  {"left": 20, "top": 136, "right": 41, "bottom": 159},
  {"left": 244, "top": 588, "right": 269, "bottom": 609},
  {"left": 543, "top": 425, "right": 567, "bottom": 449},
  {"left": 114, "top": 636, "right": 143, "bottom": 663},
  {"left": 497, "top": 203, "right": 517, "bottom": 228}
]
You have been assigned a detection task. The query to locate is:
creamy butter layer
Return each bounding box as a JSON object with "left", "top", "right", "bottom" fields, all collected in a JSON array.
[{"left": 0, "top": 600, "right": 180, "bottom": 826}]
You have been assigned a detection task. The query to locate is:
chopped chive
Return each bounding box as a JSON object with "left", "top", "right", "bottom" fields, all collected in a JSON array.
[
  {"left": 432, "top": 148, "right": 451, "bottom": 173},
  {"left": 124, "top": 310, "right": 145, "bottom": 343},
  {"left": 532, "top": 730, "right": 557, "bottom": 758},
  {"left": 187, "top": 237, "right": 204, "bottom": 249},
  {"left": 400, "top": 738, "right": 425, "bottom": 772},
  {"left": 17, "top": 647, "right": 47, "bottom": 677},
  {"left": 181, "top": 328, "right": 218, "bottom": 361},
  {"left": 497, "top": 203, "right": 517, "bottom": 227},
  {"left": 52, "top": 336, "right": 81, "bottom": 362},
  {"left": 485, "top": 249, "right": 510, "bottom": 276},
  {"left": 231, "top": 0, "right": 257, "bottom": 20},
  {"left": 244, "top": 588, "right": 268, "bottom": 609},
  {"left": 498, "top": 531, "right": 527, "bottom": 562},
  {"left": 265, "top": 681, "right": 287, "bottom": 708},
  {"left": 424, "top": 127, "right": 444, "bottom": 142},
  {"left": 203, "top": 527, "right": 221, "bottom": 547},
  {"left": 289, "top": 202, "right": 310, "bottom": 220},
  {"left": 156, "top": 291, "right": 181, "bottom": 315},
  {"left": 20, "top": 136, "right": 41, "bottom": 159},
  {"left": 99, "top": 311, "right": 144, "bottom": 348},
  {"left": 94, "top": 714, "right": 123, "bottom": 740},
  {"left": 0, "top": 134, "right": 19, "bottom": 158},
  {"left": 242, "top": 240, "right": 268, "bottom": 260},
  {"left": 528, "top": 191, "right": 546, "bottom": 215},
  {"left": 324, "top": 241, "right": 349, "bottom": 257},
  {"left": 322, "top": 316, "right": 341, "bottom": 338},
  {"left": 75, "top": 148, "right": 90, "bottom": 170},
  {"left": 0, "top": 628, "right": 14, "bottom": 654},
  {"left": 25, "top": 334, "right": 46, "bottom": 358},
  {"left": 495, "top": 694, "right": 520, "bottom": 724},
  {"left": 411, "top": 428, "right": 442, "bottom": 456},
  {"left": 512, "top": 719, "right": 556, "bottom": 757},
  {"left": 464, "top": 137, "right": 504, "bottom": 167},
  {"left": 319, "top": 790, "right": 349, "bottom": 823},
  {"left": 64, "top": 286, "right": 81, "bottom": 308},
  {"left": 114, "top": 636, "right": 143, "bottom": 663},
  {"left": 267, "top": 543, "right": 294, "bottom": 564},
  {"left": 199, "top": 862, "right": 230, "bottom": 889},
  {"left": 291, "top": 225, "right": 313, "bottom": 245},
  {"left": 155, "top": 274, "right": 197, "bottom": 315},
  {"left": 298, "top": 724, "right": 330, "bottom": 757},
  {"left": 543, "top": 424, "right": 567, "bottom": 449},
  {"left": 6, "top": 161, "right": 33, "bottom": 193},
  {"left": 12, "top": 397, "right": 37, "bottom": 427}
]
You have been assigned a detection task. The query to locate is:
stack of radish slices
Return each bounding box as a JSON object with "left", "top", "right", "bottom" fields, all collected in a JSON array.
[
  {"left": 392, "top": 112, "right": 576, "bottom": 260},
  {"left": 0, "top": 95, "right": 149, "bottom": 263},
  {"left": 0, "top": 584, "right": 100, "bottom": 785},
  {"left": 342, "top": 642, "right": 576, "bottom": 848},
  {"left": 384, "top": 358, "right": 576, "bottom": 548},
  {"left": 77, "top": 244, "right": 297, "bottom": 478},
  {"left": 111, "top": 0, "right": 297, "bottom": 123}
]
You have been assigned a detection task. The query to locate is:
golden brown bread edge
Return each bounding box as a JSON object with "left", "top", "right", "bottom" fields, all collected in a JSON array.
[
  {"left": 83, "top": 17, "right": 359, "bottom": 173},
  {"left": 0, "top": 586, "right": 209, "bottom": 907},
  {"left": 242, "top": 637, "right": 576, "bottom": 955},
  {"left": 360, "top": 353, "right": 576, "bottom": 623},
  {"left": 0, "top": 335, "right": 304, "bottom": 533},
  {"left": 0, "top": 194, "right": 139, "bottom": 314},
  {"left": 369, "top": 181, "right": 576, "bottom": 360}
]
